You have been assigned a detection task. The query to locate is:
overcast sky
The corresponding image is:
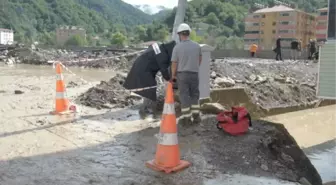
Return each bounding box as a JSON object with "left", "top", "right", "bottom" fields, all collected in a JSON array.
[{"left": 122, "top": 0, "right": 179, "bottom": 8}]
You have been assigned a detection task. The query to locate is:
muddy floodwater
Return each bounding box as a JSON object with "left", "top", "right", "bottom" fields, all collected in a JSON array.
[{"left": 0, "top": 63, "right": 335, "bottom": 185}]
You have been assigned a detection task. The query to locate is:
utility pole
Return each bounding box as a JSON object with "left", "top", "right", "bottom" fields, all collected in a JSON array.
[{"left": 171, "top": 0, "right": 188, "bottom": 43}]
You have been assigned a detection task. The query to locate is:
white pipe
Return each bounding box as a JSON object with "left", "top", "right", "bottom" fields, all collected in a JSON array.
[{"left": 171, "top": 0, "right": 188, "bottom": 43}]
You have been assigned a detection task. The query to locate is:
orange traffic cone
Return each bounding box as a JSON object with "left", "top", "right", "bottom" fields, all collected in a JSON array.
[
  {"left": 50, "top": 62, "right": 70, "bottom": 115},
  {"left": 146, "top": 82, "right": 191, "bottom": 173}
]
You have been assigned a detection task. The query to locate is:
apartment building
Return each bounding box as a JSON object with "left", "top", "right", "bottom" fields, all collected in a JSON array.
[
  {"left": 0, "top": 28, "right": 14, "bottom": 45},
  {"left": 56, "top": 26, "right": 86, "bottom": 46},
  {"left": 244, "top": 5, "right": 316, "bottom": 50},
  {"left": 316, "top": 8, "right": 328, "bottom": 42}
]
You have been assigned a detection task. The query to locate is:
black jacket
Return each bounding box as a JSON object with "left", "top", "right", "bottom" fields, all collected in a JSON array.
[
  {"left": 123, "top": 41, "right": 176, "bottom": 101},
  {"left": 276, "top": 38, "right": 281, "bottom": 48}
]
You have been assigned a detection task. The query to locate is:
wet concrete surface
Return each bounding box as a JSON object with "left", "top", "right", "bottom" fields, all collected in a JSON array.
[{"left": 0, "top": 63, "right": 333, "bottom": 185}]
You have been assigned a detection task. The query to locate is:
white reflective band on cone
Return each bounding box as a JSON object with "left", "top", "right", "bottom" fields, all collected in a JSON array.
[
  {"left": 163, "top": 103, "right": 175, "bottom": 114},
  {"left": 56, "top": 74, "right": 63, "bottom": 80},
  {"left": 56, "top": 92, "right": 66, "bottom": 99},
  {"left": 156, "top": 133, "right": 178, "bottom": 146}
]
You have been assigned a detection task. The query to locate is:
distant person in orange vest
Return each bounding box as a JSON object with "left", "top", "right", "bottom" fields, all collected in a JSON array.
[{"left": 249, "top": 43, "right": 258, "bottom": 57}]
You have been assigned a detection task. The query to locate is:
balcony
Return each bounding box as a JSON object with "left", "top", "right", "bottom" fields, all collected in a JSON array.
[
  {"left": 316, "top": 25, "right": 328, "bottom": 30},
  {"left": 245, "top": 26, "right": 260, "bottom": 31},
  {"left": 275, "top": 33, "right": 295, "bottom": 38},
  {"left": 278, "top": 16, "right": 296, "bottom": 21},
  {"left": 316, "top": 29, "right": 327, "bottom": 34},
  {"left": 244, "top": 34, "right": 260, "bottom": 39},
  {"left": 317, "top": 16, "right": 328, "bottom": 21},
  {"left": 277, "top": 24, "right": 296, "bottom": 29},
  {"left": 316, "top": 34, "right": 327, "bottom": 39},
  {"left": 245, "top": 17, "right": 260, "bottom": 22}
]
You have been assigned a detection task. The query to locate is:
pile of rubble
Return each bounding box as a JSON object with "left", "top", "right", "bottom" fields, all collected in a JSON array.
[
  {"left": 76, "top": 74, "right": 141, "bottom": 109},
  {"left": 210, "top": 59, "right": 317, "bottom": 108},
  {"left": 0, "top": 44, "right": 142, "bottom": 71}
]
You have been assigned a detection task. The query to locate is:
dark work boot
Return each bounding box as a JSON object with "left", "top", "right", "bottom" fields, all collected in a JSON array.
[
  {"left": 192, "top": 113, "right": 201, "bottom": 124},
  {"left": 178, "top": 115, "right": 192, "bottom": 125}
]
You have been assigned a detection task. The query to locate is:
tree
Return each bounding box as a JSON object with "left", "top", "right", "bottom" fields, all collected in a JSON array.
[
  {"left": 206, "top": 12, "right": 220, "bottom": 25},
  {"left": 65, "top": 34, "right": 87, "bottom": 46},
  {"left": 134, "top": 25, "right": 147, "bottom": 42},
  {"left": 155, "top": 28, "right": 169, "bottom": 42},
  {"left": 190, "top": 30, "right": 204, "bottom": 43},
  {"left": 110, "top": 32, "right": 127, "bottom": 47}
]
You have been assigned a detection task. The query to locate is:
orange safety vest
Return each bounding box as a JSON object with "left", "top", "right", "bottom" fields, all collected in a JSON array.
[{"left": 250, "top": 44, "right": 258, "bottom": 52}]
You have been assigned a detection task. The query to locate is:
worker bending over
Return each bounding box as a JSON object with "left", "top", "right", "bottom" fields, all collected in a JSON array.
[{"left": 171, "top": 23, "right": 202, "bottom": 124}]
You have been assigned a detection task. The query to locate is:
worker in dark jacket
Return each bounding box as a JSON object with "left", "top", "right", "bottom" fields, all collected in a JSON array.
[
  {"left": 308, "top": 38, "right": 317, "bottom": 60},
  {"left": 290, "top": 39, "right": 300, "bottom": 61},
  {"left": 123, "top": 41, "right": 176, "bottom": 101},
  {"left": 274, "top": 36, "right": 283, "bottom": 61}
]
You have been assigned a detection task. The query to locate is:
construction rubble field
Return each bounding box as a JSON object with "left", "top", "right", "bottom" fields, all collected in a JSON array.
[{"left": 0, "top": 46, "right": 334, "bottom": 185}]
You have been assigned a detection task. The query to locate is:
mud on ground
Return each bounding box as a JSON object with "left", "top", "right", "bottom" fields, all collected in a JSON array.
[{"left": 102, "top": 116, "right": 322, "bottom": 184}]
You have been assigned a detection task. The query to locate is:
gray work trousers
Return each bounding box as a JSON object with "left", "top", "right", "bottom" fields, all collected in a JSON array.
[{"left": 176, "top": 72, "right": 200, "bottom": 118}]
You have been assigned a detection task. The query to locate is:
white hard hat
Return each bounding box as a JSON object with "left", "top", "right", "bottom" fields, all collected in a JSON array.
[{"left": 177, "top": 23, "right": 191, "bottom": 33}]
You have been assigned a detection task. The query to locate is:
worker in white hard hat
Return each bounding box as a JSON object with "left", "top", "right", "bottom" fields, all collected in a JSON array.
[{"left": 170, "top": 23, "right": 202, "bottom": 124}]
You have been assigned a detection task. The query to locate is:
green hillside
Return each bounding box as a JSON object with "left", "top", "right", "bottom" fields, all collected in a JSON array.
[
  {"left": 157, "top": 0, "right": 328, "bottom": 48},
  {"left": 0, "top": 0, "right": 329, "bottom": 47},
  {"left": 0, "top": 0, "right": 152, "bottom": 43}
]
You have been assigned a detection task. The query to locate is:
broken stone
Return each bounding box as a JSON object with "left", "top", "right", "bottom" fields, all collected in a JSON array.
[
  {"left": 285, "top": 77, "right": 296, "bottom": 84},
  {"left": 235, "top": 79, "right": 243, "bottom": 83},
  {"left": 14, "top": 90, "right": 24, "bottom": 94},
  {"left": 201, "top": 103, "right": 226, "bottom": 114},
  {"left": 261, "top": 164, "right": 269, "bottom": 171},
  {"left": 274, "top": 75, "right": 286, "bottom": 83},
  {"left": 256, "top": 75, "right": 267, "bottom": 83},
  {"left": 249, "top": 74, "right": 257, "bottom": 81},
  {"left": 214, "top": 77, "right": 235, "bottom": 87},
  {"left": 210, "top": 71, "right": 217, "bottom": 79}
]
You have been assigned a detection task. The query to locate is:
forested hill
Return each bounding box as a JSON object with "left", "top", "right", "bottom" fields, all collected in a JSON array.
[
  {"left": 0, "top": 0, "right": 152, "bottom": 42},
  {"left": 163, "top": 0, "right": 329, "bottom": 38},
  {"left": 0, "top": 0, "right": 329, "bottom": 46}
]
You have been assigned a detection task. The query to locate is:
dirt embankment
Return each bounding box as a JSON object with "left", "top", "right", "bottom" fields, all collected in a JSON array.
[
  {"left": 75, "top": 58, "right": 320, "bottom": 116},
  {"left": 210, "top": 59, "right": 318, "bottom": 108}
]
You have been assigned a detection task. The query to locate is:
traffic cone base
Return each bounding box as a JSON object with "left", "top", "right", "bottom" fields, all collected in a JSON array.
[{"left": 145, "top": 160, "right": 191, "bottom": 174}]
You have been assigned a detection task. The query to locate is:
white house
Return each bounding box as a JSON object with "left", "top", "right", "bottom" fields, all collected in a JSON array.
[{"left": 0, "top": 28, "right": 14, "bottom": 45}]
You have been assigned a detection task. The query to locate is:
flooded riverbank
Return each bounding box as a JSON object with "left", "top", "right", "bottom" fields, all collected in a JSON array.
[{"left": 0, "top": 63, "right": 334, "bottom": 185}]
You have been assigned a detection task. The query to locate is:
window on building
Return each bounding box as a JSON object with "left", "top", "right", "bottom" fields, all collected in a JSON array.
[
  {"left": 245, "top": 31, "right": 259, "bottom": 34},
  {"left": 318, "top": 22, "right": 327, "bottom": 25},
  {"left": 280, "top": 21, "right": 289, "bottom": 25},
  {"left": 272, "top": 22, "right": 276, "bottom": 26},
  {"left": 262, "top": 14, "right": 266, "bottom": 18},
  {"left": 280, "top": 12, "right": 290, "bottom": 16},
  {"left": 272, "top": 30, "right": 276, "bottom": 34},
  {"left": 320, "top": 11, "right": 328, "bottom": 16},
  {"left": 261, "top": 30, "right": 264, "bottom": 34},
  {"left": 253, "top": 23, "right": 259, "bottom": 26},
  {"left": 279, "top": 30, "right": 289, "bottom": 33},
  {"left": 253, "top": 15, "right": 260, "bottom": 18},
  {"left": 328, "top": 0, "right": 335, "bottom": 39},
  {"left": 261, "top": 22, "right": 265, "bottom": 26}
]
